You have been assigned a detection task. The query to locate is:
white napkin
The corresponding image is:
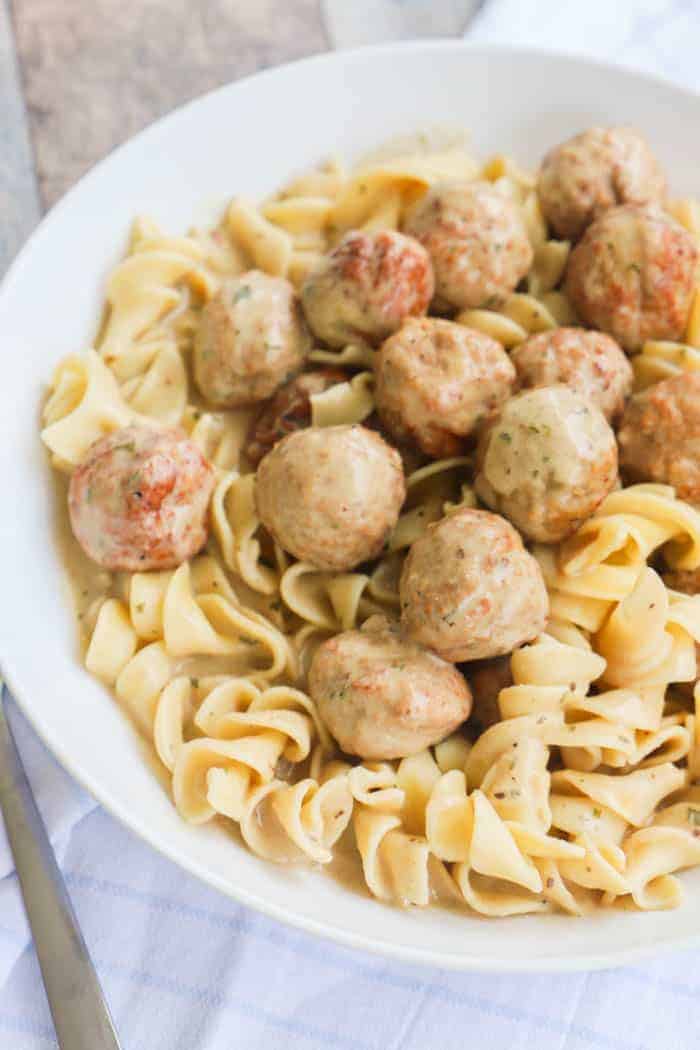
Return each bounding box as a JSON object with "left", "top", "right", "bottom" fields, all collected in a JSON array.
[
  {"left": 0, "top": 695, "right": 95, "bottom": 985},
  {"left": 467, "top": 0, "right": 700, "bottom": 90},
  {"left": 5, "top": 4, "right": 700, "bottom": 1047}
]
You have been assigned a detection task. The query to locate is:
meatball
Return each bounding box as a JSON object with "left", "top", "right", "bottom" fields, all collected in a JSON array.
[
  {"left": 301, "top": 230, "right": 433, "bottom": 348},
  {"left": 565, "top": 204, "right": 698, "bottom": 352},
  {"left": 475, "top": 385, "right": 618, "bottom": 543},
  {"left": 244, "top": 368, "right": 347, "bottom": 466},
  {"left": 663, "top": 567, "right": 700, "bottom": 594},
  {"left": 255, "top": 424, "right": 405, "bottom": 571},
  {"left": 404, "top": 180, "right": 533, "bottom": 310},
  {"left": 193, "top": 270, "right": 310, "bottom": 407},
  {"left": 399, "top": 508, "right": 548, "bottom": 663},
  {"left": 617, "top": 373, "right": 700, "bottom": 502},
  {"left": 69, "top": 424, "right": 215, "bottom": 572},
  {"left": 468, "top": 656, "right": 513, "bottom": 732},
  {"left": 309, "top": 616, "right": 472, "bottom": 760},
  {"left": 538, "top": 127, "right": 666, "bottom": 241},
  {"left": 374, "top": 318, "right": 516, "bottom": 458},
  {"left": 511, "top": 327, "right": 633, "bottom": 422}
]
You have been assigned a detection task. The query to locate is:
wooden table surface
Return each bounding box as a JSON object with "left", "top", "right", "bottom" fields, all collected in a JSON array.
[{"left": 0, "top": 0, "right": 329, "bottom": 272}]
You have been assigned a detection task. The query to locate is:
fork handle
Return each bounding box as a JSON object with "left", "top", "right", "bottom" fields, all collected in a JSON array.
[{"left": 0, "top": 690, "right": 122, "bottom": 1049}]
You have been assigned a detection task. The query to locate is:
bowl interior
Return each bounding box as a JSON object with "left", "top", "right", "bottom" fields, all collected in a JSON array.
[{"left": 2, "top": 42, "right": 699, "bottom": 971}]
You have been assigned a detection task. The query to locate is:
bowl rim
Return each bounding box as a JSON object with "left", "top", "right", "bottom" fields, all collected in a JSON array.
[{"left": 3, "top": 38, "right": 700, "bottom": 973}]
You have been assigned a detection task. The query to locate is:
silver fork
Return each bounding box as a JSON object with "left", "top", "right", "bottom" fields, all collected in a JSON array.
[
  {"left": 322, "top": 0, "right": 485, "bottom": 49},
  {"left": 0, "top": 688, "right": 122, "bottom": 1049}
]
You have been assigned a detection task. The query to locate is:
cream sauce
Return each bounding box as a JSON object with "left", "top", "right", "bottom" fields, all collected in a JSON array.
[{"left": 482, "top": 385, "right": 606, "bottom": 497}]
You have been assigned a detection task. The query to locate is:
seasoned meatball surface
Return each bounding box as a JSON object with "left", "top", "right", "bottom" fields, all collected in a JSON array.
[
  {"left": 255, "top": 424, "right": 405, "bottom": 571},
  {"left": 399, "top": 508, "right": 549, "bottom": 663},
  {"left": 617, "top": 373, "right": 700, "bottom": 502},
  {"left": 565, "top": 204, "right": 698, "bottom": 352},
  {"left": 538, "top": 127, "right": 666, "bottom": 241},
  {"left": 468, "top": 656, "right": 513, "bottom": 732},
  {"left": 663, "top": 567, "right": 700, "bottom": 595},
  {"left": 309, "top": 616, "right": 472, "bottom": 760},
  {"left": 511, "top": 327, "right": 633, "bottom": 422},
  {"left": 404, "top": 180, "right": 533, "bottom": 310},
  {"left": 301, "top": 230, "right": 434, "bottom": 348},
  {"left": 374, "top": 318, "right": 515, "bottom": 458},
  {"left": 69, "top": 424, "right": 215, "bottom": 572},
  {"left": 475, "top": 385, "right": 618, "bottom": 543},
  {"left": 244, "top": 368, "right": 346, "bottom": 466},
  {"left": 193, "top": 270, "right": 310, "bottom": 407}
]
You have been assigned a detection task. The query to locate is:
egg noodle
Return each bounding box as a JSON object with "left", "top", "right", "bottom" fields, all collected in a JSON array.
[{"left": 39, "top": 138, "right": 700, "bottom": 916}]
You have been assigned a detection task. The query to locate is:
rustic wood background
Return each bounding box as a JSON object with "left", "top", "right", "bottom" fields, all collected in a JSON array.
[{"left": 0, "top": 0, "right": 329, "bottom": 272}]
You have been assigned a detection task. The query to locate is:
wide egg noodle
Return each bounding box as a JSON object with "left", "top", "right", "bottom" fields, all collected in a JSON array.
[
  {"left": 389, "top": 457, "right": 474, "bottom": 553},
  {"left": 41, "top": 350, "right": 136, "bottom": 470},
  {"left": 184, "top": 406, "right": 256, "bottom": 476},
  {"left": 211, "top": 471, "right": 284, "bottom": 596},
  {"left": 280, "top": 561, "right": 369, "bottom": 633},
  {"left": 309, "top": 371, "right": 375, "bottom": 428},
  {"left": 456, "top": 291, "right": 571, "bottom": 350},
  {"left": 99, "top": 219, "right": 217, "bottom": 362}
]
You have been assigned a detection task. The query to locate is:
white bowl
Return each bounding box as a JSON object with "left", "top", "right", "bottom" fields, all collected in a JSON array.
[{"left": 2, "top": 42, "right": 699, "bottom": 972}]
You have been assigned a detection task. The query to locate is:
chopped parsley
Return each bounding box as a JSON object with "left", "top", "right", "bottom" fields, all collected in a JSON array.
[{"left": 232, "top": 285, "right": 252, "bottom": 304}]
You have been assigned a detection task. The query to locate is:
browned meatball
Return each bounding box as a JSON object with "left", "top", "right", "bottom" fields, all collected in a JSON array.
[
  {"left": 255, "top": 424, "right": 405, "bottom": 571},
  {"left": 468, "top": 656, "right": 513, "bottom": 732},
  {"left": 193, "top": 270, "right": 310, "bottom": 407},
  {"left": 374, "top": 318, "right": 515, "bottom": 458},
  {"left": 399, "top": 508, "right": 549, "bottom": 663},
  {"left": 565, "top": 205, "right": 698, "bottom": 352},
  {"left": 309, "top": 616, "right": 472, "bottom": 760},
  {"left": 617, "top": 373, "right": 700, "bottom": 502},
  {"left": 663, "top": 567, "right": 700, "bottom": 594},
  {"left": 244, "top": 368, "right": 347, "bottom": 466},
  {"left": 300, "top": 230, "right": 434, "bottom": 348},
  {"left": 511, "top": 327, "right": 633, "bottom": 422},
  {"left": 69, "top": 424, "right": 215, "bottom": 571},
  {"left": 475, "top": 385, "right": 618, "bottom": 543},
  {"left": 404, "top": 180, "right": 533, "bottom": 309},
  {"left": 538, "top": 127, "right": 666, "bottom": 241}
]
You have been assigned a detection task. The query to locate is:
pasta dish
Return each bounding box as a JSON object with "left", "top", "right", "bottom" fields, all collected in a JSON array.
[{"left": 40, "top": 126, "right": 700, "bottom": 917}]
